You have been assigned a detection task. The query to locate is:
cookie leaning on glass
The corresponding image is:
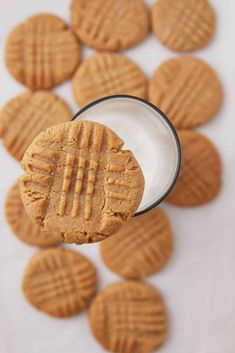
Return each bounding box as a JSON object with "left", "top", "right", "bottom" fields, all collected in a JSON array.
[{"left": 19, "top": 120, "right": 144, "bottom": 244}]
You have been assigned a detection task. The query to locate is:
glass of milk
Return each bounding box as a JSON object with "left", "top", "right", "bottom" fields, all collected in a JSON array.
[{"left": 73, "top": 95, "right": 181, "bottom": 215}]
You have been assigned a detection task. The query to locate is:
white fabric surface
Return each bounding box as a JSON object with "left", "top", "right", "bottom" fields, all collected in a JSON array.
[{"left": 0, "top": 1, "right": 235, "bottom": 353}]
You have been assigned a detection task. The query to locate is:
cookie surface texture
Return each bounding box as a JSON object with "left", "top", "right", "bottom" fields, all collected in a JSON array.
[
  {"left": 72, "top": 52, "right": 147, "bottom": 107},
  {"left": 0, "top": 91, "right": 72, "bottom": 161},
  {"left": 148, "top": 56, "right": 223, "bottom": 129},
  {"left": 71, "top": 0, "right": 149, "bottom": 51},
  {"left": 19, "top": 120, "right": 144, "bottom": 244},
  {"left": 5, "top": 182, "right": 59, "bottom": 248},
  {"left": 167, "top": 130, "right": 222, "bottom": 206},
  {"left": 5, "top": 13, "right": 80, "bottom": 89},
  {"left": 22, "top": 248, "right": 96, "bottom": 317},
  {"left": 100, "top": 207, "right": 173, "bottom": 279},
  {"left": 89, "top": 281, "right": 167, "bottom": 353},
  {"left": 152, "top": 0, "right": 216, "bottom": 52}
]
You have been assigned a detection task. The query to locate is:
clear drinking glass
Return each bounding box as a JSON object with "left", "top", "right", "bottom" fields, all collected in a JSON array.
[{"left": 73, "top": 95, "right": 181, "bottom": 216}]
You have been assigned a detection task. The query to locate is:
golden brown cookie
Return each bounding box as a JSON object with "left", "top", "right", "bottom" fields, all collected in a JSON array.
[
  {"left": 100, "top": 208, "right": 173, "bottom": 279},
  {"left": 89, "top": 281, "right": 167, "bottom": 353},
  {"left": 152, "top": 0, "right": 216, "bottom": 52},
  {"left": 19, "top": 120, "right": 144, "bottom": 244},
  {"left": 22, "top": 248, "right": 96, "bottom": 317},
  {"left": 5, "top": 182, "right": 59, "bottom": 248},
  {"left": 0, "top": 91, "right": 72, "bottom": 161},
  {"left": 71, "top": 0, "right": 149, "bottom": 51},
  {"left": 5, "top": 13, "right": 80, "bottom": 89},
  {"left": 148, "top": 56, "right": 223, "bottom": 129},
  {"left": 167, "top": 130, "right": 222, "bottom": 206},
  {"left": 72, "top": 52, "right": 147, "bottom": 107}
]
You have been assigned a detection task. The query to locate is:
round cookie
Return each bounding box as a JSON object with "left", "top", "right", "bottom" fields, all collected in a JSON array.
[
  {"left": 0, "top": 91, "right": 72, "bottom": 161},
  {"left": 22, "top": 248, "right": 96, "bottom": 317},
  {"left": 72, "top": 52, "right": 147, "bottom": 107},
  {"left": 167, "top": 130, "right": 222, "bottom": 207},
  {"left": 151, "top": 0, "right": 216, "bottom": 52},
  {"left": 71, "top": 0, "right": 149, "bottom": 51},
  {"left": 148, "top": 56, "right": 223, "bottom": 129},
  {"left": 5, "top": 182, "right": 59, "bottom": 248},
  {"left": 100, "top": 208, "right": 173, "bottom": 279},
  {"left": 89, "top": 281, "right": 167, "bottom": 353},
  {"left": 19, "top": 120, "right": 144, "bottom": 244},
  {"left": 5, "top": 13, "right": 80, "bottom": 89}
]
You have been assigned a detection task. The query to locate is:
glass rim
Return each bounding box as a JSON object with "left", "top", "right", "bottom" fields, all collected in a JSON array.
[{"left": 72, "top": 94, "right": 181, "bottom": 216}]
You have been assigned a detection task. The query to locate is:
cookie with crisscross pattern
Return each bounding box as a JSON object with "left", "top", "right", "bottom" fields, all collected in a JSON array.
[
  {"left": 167, "top": 130, "right": 222, "bottom": 206},
  {"left": 19, "top": 120, "right": 144, "bottom": 244},
  {"left": 89, "top": 281, "right": 167, "bottom": 353},
  {"left": 100, "top": 207, "right": 173, "bottom": 279},
  {"left": 71, "top": 0, "right": 149, "bottom": 51},
  {"left": 148, "top": 56, "right": 223, "bottom": 129},
  {"left": 23, "top": 248, "right": 96, "bottom": 317},
  {"left": 72, "top": 52, "right": 147, "bottom": 107},
  {"left": 152, "top": 0, "right": 216, "bottom": 52},
  {"left": 5, "top": 13, "right": 80, "bottom": 89}
]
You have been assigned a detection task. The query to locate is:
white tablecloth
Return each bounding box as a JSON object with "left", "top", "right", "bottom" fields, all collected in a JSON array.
[{"left": 0, "top": 1, "right": 235, "bottom": 352}]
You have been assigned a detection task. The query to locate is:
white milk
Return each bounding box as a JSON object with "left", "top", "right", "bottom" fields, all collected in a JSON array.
[{"left": 75, "top": 97, "right": 180, "bottom": 213}]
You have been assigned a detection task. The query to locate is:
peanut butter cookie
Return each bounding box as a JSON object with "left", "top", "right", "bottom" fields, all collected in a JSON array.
[
  {"left": 89, "top": 281, "right": 167, "bottom": 353},
  {"left": 152, "top": 0, "right": 216, "bottom": 52},
  {"left": 71, "top": 0, "right": 149, "bottom": 51},
  {"left": 5, "top": 13, "right": 80, "bottom": 89},
  {"left": 0, "top": 91, "right": 72, "bottom": 161},
  {"left": 72, "top": 52, "right": 147, "bottom": 107},
  {"left": 100, "top": 208, "right": 173, "bottom": 279},
  {"left": 23, "top": 248, "right": 96, "bottom": 317},
  {"left": 148, "top": 56, "right": 223, "bottom": 129},
  {"left": 19, "top": 120, "right": 144, "bottom": 244},
  {"left": 167, "top": 130, "right": 222, "bottom": 206},
  {"left": 5, "top": 182, "right": 59, "bottom": 248}
]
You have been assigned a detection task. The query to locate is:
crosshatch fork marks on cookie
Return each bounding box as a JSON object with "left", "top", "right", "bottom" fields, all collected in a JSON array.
[
  {"left": 100, "top": 208, "right": 173, "bottom": 279},
  {"left": 5, "top": 14, "right": 80, "bottom": 90},
  {"left": 89, "top": 281, "right": 167, "bottom": 353},
  {"left": 148, "top": 56, "right": 223, "bottom": 129},
  {"left": 71, "top": 0, "right": 149, "bottom": 51},
  {"left": 23, "top": 248, "right": 96, "bottom": 317},
  {"left": 58, "top": 123, "right": 104, "bottom": 219},
  {"left": 72, "top": 52, "right": 147, "bottom": 107},
  {"left": 152, "top": 0, "right": 215, "bottom": 52},
  {"left": 19, "top": 121, "right": 144, "bottom": 244},
  {"left": 166, "top": 130, "right": 222, "bottom": 206},
  {"left": 22, "top": 124, "right": 135, "bottom": 217}
]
